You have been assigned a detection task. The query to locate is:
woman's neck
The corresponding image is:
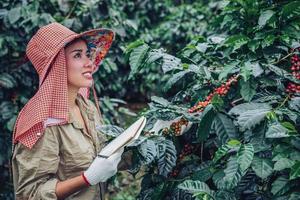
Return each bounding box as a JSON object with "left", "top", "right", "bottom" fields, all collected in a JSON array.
[{"left": 68, "top": 86, "right": 79, "bottom": 110}]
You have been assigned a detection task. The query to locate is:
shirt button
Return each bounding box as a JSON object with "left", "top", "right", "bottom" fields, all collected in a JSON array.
[{"left": 36, "top": 132, "right": 41, "bottom": 137}]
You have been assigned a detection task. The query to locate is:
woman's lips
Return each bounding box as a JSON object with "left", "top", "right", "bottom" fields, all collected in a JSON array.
[{"left": 82, "top": 72, "right": 93, "bottom": 80}]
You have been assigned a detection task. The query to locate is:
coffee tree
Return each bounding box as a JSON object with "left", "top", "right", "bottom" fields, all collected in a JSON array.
[{"left": 124, "top": 0, "right": 300, "bottom": 199}]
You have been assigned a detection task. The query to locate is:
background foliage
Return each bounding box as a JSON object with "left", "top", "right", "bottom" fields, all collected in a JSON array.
[
  {"left": 123, "top": 0, "right": 300, "bottom": 199},
  {"left": 1, "top": 0, "right": 300, "bottom": 199}
]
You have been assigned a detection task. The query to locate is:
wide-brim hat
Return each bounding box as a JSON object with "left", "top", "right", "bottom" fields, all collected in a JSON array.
[
  {"left": 26, "top": 22, "right": 115, "bottom": 86},
  {"left": 13, "top": 22, "right": 114, "bottom": 149}
]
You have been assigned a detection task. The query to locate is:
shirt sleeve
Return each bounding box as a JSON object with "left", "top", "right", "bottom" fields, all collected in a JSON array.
[{"left": 12, "top": 126, "right": 60, "bottom": 200}]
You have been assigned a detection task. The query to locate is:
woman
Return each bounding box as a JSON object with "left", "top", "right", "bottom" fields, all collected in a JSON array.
[{"left": 12, "top": 22, "right": 128, "bottom": 199}]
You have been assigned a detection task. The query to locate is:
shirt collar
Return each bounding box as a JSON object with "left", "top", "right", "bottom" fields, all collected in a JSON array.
[{"left": 67, "top": 93, "right": 95, "bottom": 125}]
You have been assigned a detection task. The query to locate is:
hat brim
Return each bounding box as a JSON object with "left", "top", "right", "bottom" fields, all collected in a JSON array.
[
  {"left": 40, "top": 28, "right": 114, "bottom": 86},
  {"left": 78, "top": 28, "right": 115, "bottom": 73}
]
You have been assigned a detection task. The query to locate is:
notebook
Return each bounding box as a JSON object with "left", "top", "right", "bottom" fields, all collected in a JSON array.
[{"left": 98, "top": 116, "right": 147, "bottom": 158}]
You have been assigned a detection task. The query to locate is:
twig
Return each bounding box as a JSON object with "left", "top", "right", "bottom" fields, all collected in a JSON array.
[
  {"left": 271, "top": 51, "right": 295, "bottom": 65},
  {"left": 276, "top": 94, "right": 291, "bottom": 110},
  {"left": 64, "top": 0, "right": 78, "bottom": 20},
  {"left": 231, "top": 98, "right": 243, "bottom": 106}
]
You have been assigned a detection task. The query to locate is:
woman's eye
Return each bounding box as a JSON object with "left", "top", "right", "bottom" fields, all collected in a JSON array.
[
  {"left": 86, "top": 52, "right": 91, "bottom": 58},
  {"left": 74, "top": 53, "right": 81, "bottom": 58}
]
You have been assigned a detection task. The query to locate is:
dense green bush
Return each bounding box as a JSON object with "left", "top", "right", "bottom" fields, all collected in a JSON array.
[
  {"left": 0, "top": 0, "right": 204, "bottom": 198},
  {"left": 2, "top": 0, "right": 300, "bottom": 199},
  {"left": 124, "top": 0, "right": 300, "bottom": 199}
]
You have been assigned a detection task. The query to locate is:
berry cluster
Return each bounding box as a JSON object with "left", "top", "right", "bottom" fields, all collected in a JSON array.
[
  {"left": 170, "top": 117, "right": 189, "bottom": 136},
  {"left": 178, "top": 144, "right": 194, "bottom": 161},
  {"left": 188, "top": 75, "right": 239, "bottom": 113},
  {"left": 169, "top": 144, "right": 194, "bottom": 178},
  {"left": 169, "top": 169, "right": 180, "bottom": 178},
  {"left": 286, "top": 51, "right": 300, "bottom": 93},
  {"left": 286, "top": 83, "right": 300, "bottom": 93}
]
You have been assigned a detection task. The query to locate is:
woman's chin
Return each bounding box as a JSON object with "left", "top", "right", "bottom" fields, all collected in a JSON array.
[
  {"left": 84, "top": 80, "right": 94, "bottom": 87},
  {"left": 75, "top": 80, "right": 93, "bottom": 88}
]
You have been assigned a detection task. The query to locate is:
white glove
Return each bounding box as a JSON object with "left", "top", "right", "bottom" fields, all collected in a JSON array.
[{"left": 83, "top": 148, "right": 124, "bottom": 185}]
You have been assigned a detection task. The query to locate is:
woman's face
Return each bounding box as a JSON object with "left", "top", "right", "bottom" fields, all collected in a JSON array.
[{"left": 65, "top": 39, "right": 95, "bottom": 90}]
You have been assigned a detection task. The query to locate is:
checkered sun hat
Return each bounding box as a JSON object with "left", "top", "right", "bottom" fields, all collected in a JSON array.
[{"left": 13, "top": 22, "right": 114, "bottom": 149}]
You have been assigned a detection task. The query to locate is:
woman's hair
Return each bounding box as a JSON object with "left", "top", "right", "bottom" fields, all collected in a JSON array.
[{"left": 64, "top": 37, "right": 88, "bottom": 49}]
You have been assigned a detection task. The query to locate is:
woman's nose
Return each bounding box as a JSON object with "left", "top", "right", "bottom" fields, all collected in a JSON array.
[
  {"left": 84, "top": 57, "right": 96, "bottom": 72},
  {"left": 84, "top": 57, "right": 93, "bottom": 68}
]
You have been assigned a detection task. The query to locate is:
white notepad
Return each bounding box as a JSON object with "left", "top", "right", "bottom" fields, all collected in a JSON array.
[{"left": 98, "top": 116, "right": 147, "bottom": 158}]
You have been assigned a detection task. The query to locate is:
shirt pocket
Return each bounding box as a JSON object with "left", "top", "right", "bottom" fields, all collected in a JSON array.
[{"left": 60, "top": 144, "right": 93, "bottom": 175}]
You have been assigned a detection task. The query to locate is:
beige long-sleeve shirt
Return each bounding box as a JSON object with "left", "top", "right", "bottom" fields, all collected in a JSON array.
[{"left": 12, "top": 94, "right": 109, "bottom": 200}]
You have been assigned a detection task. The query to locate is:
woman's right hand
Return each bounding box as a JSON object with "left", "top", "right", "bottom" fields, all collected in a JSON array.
[{"left": 82, "top": 148, "right": 124, "bottom": 185}]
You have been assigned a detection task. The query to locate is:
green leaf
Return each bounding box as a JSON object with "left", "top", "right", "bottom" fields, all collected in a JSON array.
[
  {"left": 288, "top": 97, "right": 300, "bottom": 111},
  {"left": 247, "top": 40, "right": 260, "bottom": 53},
  {"left": 229, "top": 103, "right": 271, "bottom": 131},
  {"left": 250, "top": 62, "right": 264, "bottom": 77},
  {"left": 254, "top": 94, "right": 281, "bottom": 104},
  {"left": 0, "top": 101, "right": 16, "bottom": 120},
  {"left": 251, "top": 156, "right": 273, "bottom": 179},
  {"left": 218, "top": 64, "right": 236, "bottom": 81},
  {"left": 125, "top": 40, "right": 145, "bottom": 55},
  {"left": 211, "top": 95, "right": 224, "bottom": 109},
  {"left": 164, "top": 70, "right": 192, "bottom": 91},
  {"left": 178, "top": 180, "right": 215, "bottom": 198},
  {"left": 229, "top": 103, "right": 271, "bottom": 115},
  {"left": 289, "top": 161, "right": 300, "bottom": 180},
  {"left": 97, "top": 125, "right": 124, "bottom": 137},
  {"left": 124, "top": 19, "right": 138, "bottom": 31},
  {"left": 161, "top": 54, "right": 182, "bottom": 73},
  {"left": 223, "top": 156, "right": 240, "bottom": 183},
  {"left": 157, "top": 139, "right": 177, "bottom": 177},
  {"left": 146, "top": 49, "right": 164, "bottom": 65},
  {"left": 138, "top": 139, "right": 157, "bottom": 165},
  {"left": 149, "top": 182, "right": 168, "bottom": 200},
  {"left": 0, "top": 73, "right": 18, "bottom": 89},
  {"left": 222, "top": 156, "right": 243, "bottom": 189},
  {"left": 151, "top": 96, "right": 171, "bottom": 107},
  {"left": 289, "top": 192, "right": 300, "bottom": 200},
  {"left": 240, "top": 62, "right": 252, "bottom": 81},
  {"left": 282, "top": 1, "right": 300, "bottom": 19},
  {"left": 258, "top": 10, "right": 275, "bottom": 28},
  {"left": 277, "top": 109, "right": 298, "bottom": 125},
  {"left": 237, "top": 143, "right": 254, "bottom": 172},
  {"left": 191, "top": 168, "right": 212, "bottom": 182},
  {"left": 197, "top": 105, "right": 216, "bottom": 141},
  {"left": 224, "top": 34, "right": 250, "bottom": 51},
  {"left": 211, "top": 113, "right": 238, "bottom": 144},
  {"left": 239, "top": 79, "right": 257, "bottom": 102},
  {"left": 265, "top": 123, "right": 290, "bottom": 138},
  {"left": 262, "top": 35, "right": 276, "bottom": 48},
  {"left": 213, "top": 144, "right": 230, "bottom": 163},
  {"left": 281, "top": 122, "right": 297, "bottom": 133},
  {"left": 7, "top": 7, "right": 21, "bottom": 24},
  {"left": 237, "top": 109, "right": 270, "bottom": 131},
  {"left": 274, "top": 158, "right": 295, "bottom": 171},
  {"left": 6, "top": 115, "right": 17, "bottom": 132},
  {"left": 266, "top": 64, "right": 300, "bottom": 84},
  {"left": 128, "top": 44, "right": 149, "bottom": 79},
  {"left": 215, "top": 191, "right": 237, "bottom": 200},
  {"left": 228, "top": 139, "right": 241, "bottom": 147},
  {"left": 196, "top": 43, "right": 208, "bottom": 53},
  {"left": 271, "top": 176, "right": 289, "bottom": 195}
]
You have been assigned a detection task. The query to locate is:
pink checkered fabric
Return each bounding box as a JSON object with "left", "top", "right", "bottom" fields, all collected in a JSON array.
[{"left": 13, "top": 22, "right": 114, "bottom": 149}]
